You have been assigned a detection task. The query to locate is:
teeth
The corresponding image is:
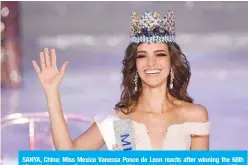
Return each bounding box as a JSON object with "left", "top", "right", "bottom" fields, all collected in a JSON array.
[{"left": 145, "top": 70, "right": 161, "bottom": 74}]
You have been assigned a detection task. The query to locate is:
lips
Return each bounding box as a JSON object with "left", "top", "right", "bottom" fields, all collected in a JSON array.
[{"left": 144, "top": 69, "right": 161, "bottom": 75}]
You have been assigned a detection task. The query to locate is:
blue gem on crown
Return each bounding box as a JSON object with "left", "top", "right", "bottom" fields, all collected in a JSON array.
[{"left": 130, "top": 10, "right": 176, "bottom": 44}]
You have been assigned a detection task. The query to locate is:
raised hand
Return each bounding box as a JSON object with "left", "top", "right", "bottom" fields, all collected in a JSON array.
[{"left": 32, "top": 48, "right": 68, "bottom": 92}]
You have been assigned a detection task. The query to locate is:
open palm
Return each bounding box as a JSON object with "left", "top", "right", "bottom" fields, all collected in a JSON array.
[{"left": 32, "top": 48, "right": 68, "bottom": 92}]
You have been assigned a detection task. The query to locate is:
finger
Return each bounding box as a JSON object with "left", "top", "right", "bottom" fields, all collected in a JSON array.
[
  {"left": 60, "top": 61, "right": 68, "bottom": 74},
  {"left": 54, "top": 61, "right": 68, "bottom": 84},
  {"left": 44, "top": 48, "right": 51, "bottom": 68},
  {"left": 112, "top": 144, "right": 121, "bottom": 150},
  {"left": 51, "top": 49, "right": 57, "bottom": 68},
  {"left": 40, "top": 52, "right": 46, "bottom": 70},
  {"left": 32, "top": 60, "right": 41, "bottom": 75}
]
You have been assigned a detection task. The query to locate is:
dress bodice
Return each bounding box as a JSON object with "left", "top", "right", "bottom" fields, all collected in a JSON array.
[{"left": 93, "top": 110, "right": 210, "bottom": 150}]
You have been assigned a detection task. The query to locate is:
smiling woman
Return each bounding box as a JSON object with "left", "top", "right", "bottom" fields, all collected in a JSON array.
[
  {"left": 116, "top": 41, "right": 193, "bottom": 114},
  {"left": 32, "top": 10, "right": 210, "bottom": 151}
]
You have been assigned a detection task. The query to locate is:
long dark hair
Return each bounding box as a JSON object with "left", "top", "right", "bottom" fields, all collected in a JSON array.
[{"left": 115, "top": 41, "right": 193, "bottom": 114}]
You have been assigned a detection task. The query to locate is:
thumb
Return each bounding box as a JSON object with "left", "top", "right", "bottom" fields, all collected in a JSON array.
[
  {"left": 60, "top": 61, "right": 68, "bottom": 75},
  {"left": 53, "top": 61, "right": 68, "bottom": 84}
]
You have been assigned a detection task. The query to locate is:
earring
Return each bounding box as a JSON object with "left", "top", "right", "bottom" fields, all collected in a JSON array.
[
  {"left": 170, "top": 68, "right": 174, "bottom": 89},
  {"left": 134, "top": 72, "right": 138, "bottom": 93}
]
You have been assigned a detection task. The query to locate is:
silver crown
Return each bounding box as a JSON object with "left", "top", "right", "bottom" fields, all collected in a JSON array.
[{"left": 130, "top": 10, "right": 176, "bottom": 44}]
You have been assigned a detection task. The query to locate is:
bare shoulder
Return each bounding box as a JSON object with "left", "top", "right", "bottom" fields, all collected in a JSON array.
[{"left": 177, "top": 102, "right": 209, "bottom": 123}]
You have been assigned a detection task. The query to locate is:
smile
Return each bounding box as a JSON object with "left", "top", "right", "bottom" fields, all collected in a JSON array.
[{"left": 145, "top": 69, "right": 161, "bottom": 75}]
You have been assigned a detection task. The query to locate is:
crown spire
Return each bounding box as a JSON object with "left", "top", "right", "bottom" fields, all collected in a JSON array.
[{"left": 130, "top": 10, "right": 176, "bottom": 44}]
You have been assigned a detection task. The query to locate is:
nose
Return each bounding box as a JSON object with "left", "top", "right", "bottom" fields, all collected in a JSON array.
[{"left": 147, "top": 56, "right": 156, "bottom": 67}]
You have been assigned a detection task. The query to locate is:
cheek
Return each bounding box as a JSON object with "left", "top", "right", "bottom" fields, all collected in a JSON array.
[
  {"left": 159, "top": 58, "right": 171, "bottom": 75},
  {"left": 136, "top": 60, "right": 145, "bottom": 72},
  {"left": 159, "top": 58, "right": 170, "bottom": 68}
]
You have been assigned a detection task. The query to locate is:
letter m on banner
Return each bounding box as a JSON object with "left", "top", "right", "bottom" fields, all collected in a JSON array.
[
  {"left": 121, "top": 134, "right": 131, "bottom": 146},
  {"left": 121, "top": 134, "right": 132, "bottom": 150}
]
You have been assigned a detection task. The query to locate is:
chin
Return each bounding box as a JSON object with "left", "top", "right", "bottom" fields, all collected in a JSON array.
[{"left": 142, "top": 79, "right": 166, "bottom": 89}]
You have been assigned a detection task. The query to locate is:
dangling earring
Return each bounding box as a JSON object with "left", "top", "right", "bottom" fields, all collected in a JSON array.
[
  {"left": 134, "top": 72, "right": 138, "bottom": 93},
  {"left": 170, "top": 68, "right": 174, "bottom": 89}
]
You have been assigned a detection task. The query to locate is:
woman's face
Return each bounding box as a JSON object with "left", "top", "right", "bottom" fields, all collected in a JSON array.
[{"left": 136, "top": 43, "right": 171, "bottom": 88}]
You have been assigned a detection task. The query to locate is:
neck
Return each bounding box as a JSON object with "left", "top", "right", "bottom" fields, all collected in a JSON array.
[{"left": 137, "top": 83, "right": 172, "bottom": 114}]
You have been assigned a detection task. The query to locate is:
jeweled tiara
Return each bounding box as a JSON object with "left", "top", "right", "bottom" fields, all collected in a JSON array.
[{"left": 130, "top": 10, "right": 176, "bottom": 44}]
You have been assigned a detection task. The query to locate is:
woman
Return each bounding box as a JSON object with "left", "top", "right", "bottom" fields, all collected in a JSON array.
[{"left": 32, "top": 10, "right": 209, "bottom": 150}]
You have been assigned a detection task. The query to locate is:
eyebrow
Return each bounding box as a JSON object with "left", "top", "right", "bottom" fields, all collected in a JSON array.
[
  {"left": 137, "top": 50, "right": 168, "bottom": 54},
  {"left": 154, "top": 50, "right": 167, "bottom": 53}
]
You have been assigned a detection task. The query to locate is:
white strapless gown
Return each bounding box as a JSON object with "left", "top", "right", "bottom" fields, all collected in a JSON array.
[{"left": 93, "top": 110, "right": 210, "bottom": 150}]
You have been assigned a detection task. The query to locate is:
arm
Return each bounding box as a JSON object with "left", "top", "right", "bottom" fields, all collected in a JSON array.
[
  {"left": 33, "top": 48, "right": 105, "bottom": 150},
  {"left": 187, "top": 105, "right": 209, "bottom": 150},
  {"left": 190, "top": 133, "right": 209, "bottom": 150},
  {"left": 46, "top": 90, "right": 105, "bottom": 150}
]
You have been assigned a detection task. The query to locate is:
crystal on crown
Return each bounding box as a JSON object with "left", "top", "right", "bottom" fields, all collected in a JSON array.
[{"left": 130, "top": 10, "right": 176, "bottom": 44}]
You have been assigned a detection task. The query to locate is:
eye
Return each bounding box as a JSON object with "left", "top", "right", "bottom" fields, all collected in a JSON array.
[
  {"left": 136, "top": 54, "right": 146, "bottom": 58},
  {"left": 156, "top": 53, "right": 167, "bottom": 57}
]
